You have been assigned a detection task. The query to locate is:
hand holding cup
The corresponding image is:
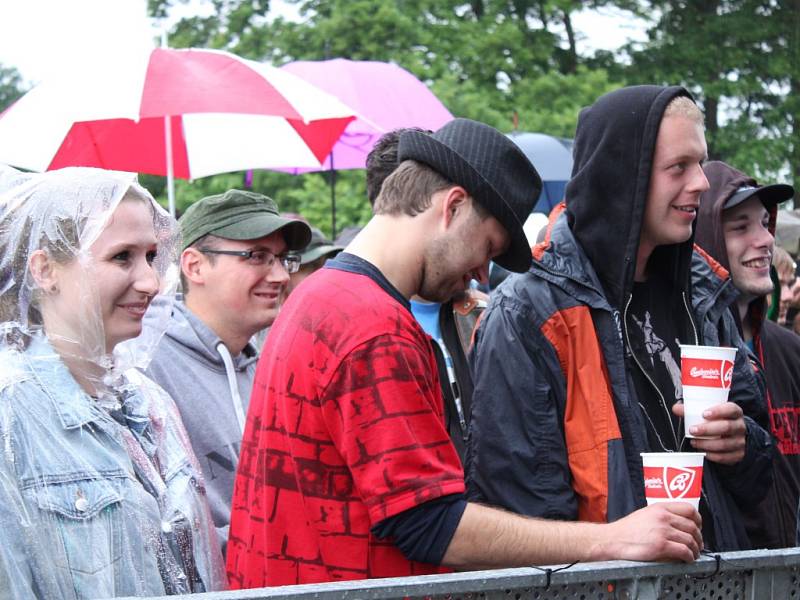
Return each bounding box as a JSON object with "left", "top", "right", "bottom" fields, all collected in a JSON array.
[
  {"left": 672, "top": 402, "right": 746, "bottom": 465},
  {"left": 641, "top": 452, "right": 705, "bottom": 509},
  {"left": 678, "top": 344, "right": 735, "bottom": 438},
  {"left": 677, "top": 344, "right": 745, "bottom": 465}
]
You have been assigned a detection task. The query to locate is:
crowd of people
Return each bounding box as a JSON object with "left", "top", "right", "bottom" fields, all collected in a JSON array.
[{"left": 0, "top": 83, "right": 798, "bottom": 597}]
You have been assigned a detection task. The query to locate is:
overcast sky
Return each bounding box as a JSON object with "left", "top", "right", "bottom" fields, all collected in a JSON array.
[{"left": 0, "top": 0, "right": 647, "bottom": 85}]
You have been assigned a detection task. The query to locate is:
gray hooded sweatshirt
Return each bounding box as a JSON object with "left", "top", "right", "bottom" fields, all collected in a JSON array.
[{"left": 144, "top": 296, "right": 259, "bottom": 552}]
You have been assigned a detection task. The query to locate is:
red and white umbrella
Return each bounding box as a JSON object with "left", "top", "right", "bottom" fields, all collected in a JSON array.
[{"left": 0, "top": 48, "right": 356, "bottom": 214}]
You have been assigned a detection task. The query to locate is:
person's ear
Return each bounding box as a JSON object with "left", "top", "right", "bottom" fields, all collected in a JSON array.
[
  {"left": 441, "top": 186, "right": 469, "bottom": 229},
  {"left": 181, "top": 248, "right": 208, "bottom": 286},
  {"left": 28, "top": 249, "right": 60, "bottom": 294}
]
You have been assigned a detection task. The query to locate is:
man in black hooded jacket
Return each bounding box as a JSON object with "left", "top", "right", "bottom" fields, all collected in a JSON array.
[
  {"left": 468, "top": 85, "right": 774, "bottom": 551},
  {"left": 695, "top": 161, "right": 800, "bottom": 548}
]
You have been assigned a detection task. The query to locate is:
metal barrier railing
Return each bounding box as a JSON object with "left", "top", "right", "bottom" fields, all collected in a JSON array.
[{"left": 124, "top": 548, "right": 800, "bottom": 600}]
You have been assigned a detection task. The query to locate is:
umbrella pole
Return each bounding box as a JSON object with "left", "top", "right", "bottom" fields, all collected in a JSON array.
[
  {"left": 165, "top": 115, "right": 176, "bottom": 217},
  {"left": 161, "top": 31, "right": 175, "bottom": 217},
  {"left": 330, "top": 152, "right": 337, "bottom": 239},
  {"left": 160, "top": 32, "right": 177, "bottom": 218}
]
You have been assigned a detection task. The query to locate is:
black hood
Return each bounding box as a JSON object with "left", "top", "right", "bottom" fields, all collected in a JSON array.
[
  {"left": 694, "top": 161, "right": 779, "bottom": 336},
  {"left": 565, "top": 85, "right": 695, "bottom": 311},
  {"left": 695, "top": 161, "right": 779, "bottom": 272}
]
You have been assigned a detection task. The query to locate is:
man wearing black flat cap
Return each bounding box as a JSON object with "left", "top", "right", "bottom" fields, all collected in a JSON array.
[
  {"left": 695, "top": 161, "right": 800, "bottom": 549},
  {"left": 469, "top": 88, "right": 772, "bottom": 553},
  {"left": 365, "top": 126, "right": 489, "bottom": 464},
  {"left": 226, "top": 118, "right": 703, "bottom": 589}
]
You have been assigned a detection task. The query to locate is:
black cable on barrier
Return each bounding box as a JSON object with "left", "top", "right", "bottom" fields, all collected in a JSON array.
[
  {"left": 691, "top": 551, "right": 722, "bottom": 579},
  {"left": 529, "top": 561, "right": 580, "bottom": 589},
  {"left": 522, "top": 549, "right": 748, "bottom": 590}
]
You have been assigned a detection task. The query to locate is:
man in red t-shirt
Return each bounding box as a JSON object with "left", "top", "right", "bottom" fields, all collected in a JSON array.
[{"left": 226, "top": 119, "right": 703, "bottom": 589}]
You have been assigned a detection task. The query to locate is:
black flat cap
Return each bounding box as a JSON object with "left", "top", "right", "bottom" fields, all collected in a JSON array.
[{"left": 398, "top": 118, "right": 542, "bottom": 273}]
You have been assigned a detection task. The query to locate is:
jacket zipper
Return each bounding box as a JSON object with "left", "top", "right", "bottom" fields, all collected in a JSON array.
[
  {"left": 541, "top": 247, "right": 718, "bottom": 528},
  {"left": 682, "top": 291, "right": 699, "bottom": 344},
  {"left": 623, "top": 292, "right": 680, "bottom": 451}
]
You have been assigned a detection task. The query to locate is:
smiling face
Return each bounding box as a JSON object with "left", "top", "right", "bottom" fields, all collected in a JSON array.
[
  {"left": 639, "top": 115, "right": 709, "bottom": 264},
  {"left": 723, "top": 195, "right": 775, "bottom": 304},
  {"left": 188, "top": 229, "right": 290, "bottom": 343},
  {"left": 50, "top": 197, "right": 160, "bottom": 353}
]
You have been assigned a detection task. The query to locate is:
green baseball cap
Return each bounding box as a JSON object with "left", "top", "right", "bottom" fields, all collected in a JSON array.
[
  {"left": 299, "top": 227, "right": 343, "bottom": 265},
  {"left": 179, "top": 189, "right": 311, "bottom": 252}
]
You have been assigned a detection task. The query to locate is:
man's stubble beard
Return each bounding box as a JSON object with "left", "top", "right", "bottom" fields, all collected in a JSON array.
[{"left": 418, "top": 234, "right": 461, "bottom": 304}]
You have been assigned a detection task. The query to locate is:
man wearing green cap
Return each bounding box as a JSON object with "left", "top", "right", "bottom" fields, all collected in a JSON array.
[{"left": 145, "top": 189, "right": 311, "bottom": 552}]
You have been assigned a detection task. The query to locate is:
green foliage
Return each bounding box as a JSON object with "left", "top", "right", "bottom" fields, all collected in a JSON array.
[
  {"left": 621, "top": 0, "right": 798, "bottom": 189},
  {"left": 142, "top": 168, "right": 371, "bottom": 238},
  {"left": 146, "top": 0, "right": 797, "bottom": 222},
  {"left": 509, "top": 67, "right": 621, "bottom": 137},
  {"left": 146, "top": 0, "right": 625, "bottom": 231},
  {"left": 0, "top": 63, "right": 26, "bottom": 112},
  {"left": 275, "top": 170, "right": 372, "bottom": 238}
]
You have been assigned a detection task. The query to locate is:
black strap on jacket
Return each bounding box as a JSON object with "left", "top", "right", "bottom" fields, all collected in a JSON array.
[
  {"left": 430, "top": 337, "right": 466, "bottom": 463},
  {"left": 439, "top": 299, "right": 475, "bottom": 436}
]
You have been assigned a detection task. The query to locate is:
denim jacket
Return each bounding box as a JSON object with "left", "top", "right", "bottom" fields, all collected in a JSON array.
[{"left": 0, "top": 334, "right": 226, "bottom": 598}]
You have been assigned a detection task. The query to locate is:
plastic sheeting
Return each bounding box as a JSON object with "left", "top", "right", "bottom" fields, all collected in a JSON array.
[{"left": 0, "top": 168, "right": 226, "bottom": 598}]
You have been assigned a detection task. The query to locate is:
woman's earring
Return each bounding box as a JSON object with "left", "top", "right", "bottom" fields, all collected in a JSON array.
[{"left": 49, "top": 284, "right": 58, "bottom": 294}]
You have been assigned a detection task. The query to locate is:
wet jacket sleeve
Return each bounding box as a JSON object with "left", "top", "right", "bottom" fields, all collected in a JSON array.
[
  {"left": 0, "top": 405, "right": 68, "bottom": 599},
  {"left": 708, "top": 313, "right": 774, "bottom": 510},
  {"left": 466, "top": 295, "right": 578, "bottom": 520},
  {"left": 0, "top": 457, "right": 38, "bottom": 598},
  {"left": 129, "top": 371, "right": 229, "bottom": 592}
]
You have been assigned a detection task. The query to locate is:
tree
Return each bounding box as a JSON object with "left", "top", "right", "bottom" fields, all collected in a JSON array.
[
  {"left": 621, "top": 0, "right": 798, "bottom": 191},
  {"left": 148, "top": 0, "right": 622, "bottom": 229},
  {"left": 0, "top": 64, "right": 26, "bottom": 112}
]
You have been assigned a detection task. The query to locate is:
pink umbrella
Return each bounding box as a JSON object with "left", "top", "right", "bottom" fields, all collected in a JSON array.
[
  {"left": 278, "top": 59, "right": 453, "bottom": 234},
  {"left": 0, "top": 48, "right": 356, "bottom": 215},
  {"left": 280, "top": 59, "right": 453, "bottom": 172}
]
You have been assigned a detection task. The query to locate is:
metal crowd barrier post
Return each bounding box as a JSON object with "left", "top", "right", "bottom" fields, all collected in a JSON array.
[{"left": 123, "top": 548, "right": 800, "bottom": 600}]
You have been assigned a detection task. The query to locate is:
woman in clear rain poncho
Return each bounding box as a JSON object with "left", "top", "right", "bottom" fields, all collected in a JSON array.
[{"left": 0, "top": 167, "right": 227, "bottom": 598}]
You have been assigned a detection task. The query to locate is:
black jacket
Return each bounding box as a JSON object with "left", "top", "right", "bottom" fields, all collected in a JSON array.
[
  {"left": 695, "top": 160, "right": 800, "bottom": 548},
  {"left": 469, "top": 86, "right": 773, "bottom": 551}
]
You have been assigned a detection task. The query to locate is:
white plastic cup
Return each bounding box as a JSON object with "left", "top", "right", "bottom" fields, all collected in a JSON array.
[
  {"left": 679, "top": 344, "right": 737, "bottom": 439},
  {"left": 641, "top": 452, "right": 705, "bottom": 510}
]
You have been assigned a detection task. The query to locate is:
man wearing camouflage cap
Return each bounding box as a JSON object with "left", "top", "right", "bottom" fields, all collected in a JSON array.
[{"left": 145, "top": 189, "right": 310, "bottom": 552}]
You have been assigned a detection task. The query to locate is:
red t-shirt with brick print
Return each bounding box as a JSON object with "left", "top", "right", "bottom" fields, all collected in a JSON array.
[{"left": 226, "top": 265, "right": 465, "bottom": 587}]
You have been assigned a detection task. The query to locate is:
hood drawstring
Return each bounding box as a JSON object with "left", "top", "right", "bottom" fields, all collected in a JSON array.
[{"left": 216, "top": 342, "right": 246, "bottom": 434}]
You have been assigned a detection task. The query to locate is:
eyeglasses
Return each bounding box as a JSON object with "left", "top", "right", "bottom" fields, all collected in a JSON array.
[{"left": 199, "top": 249, "right": 301, "bottom": 274}]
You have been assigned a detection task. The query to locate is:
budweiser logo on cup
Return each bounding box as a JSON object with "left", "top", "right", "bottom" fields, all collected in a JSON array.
[
  {"left": 679, "top": 345, "right": 737, "bottom": 439},
  {"left": 641, "top": 453, "right": 705, "bottom": 510},
  {"left": 683, "top": 358, "right": 734, "bottom": 389}
]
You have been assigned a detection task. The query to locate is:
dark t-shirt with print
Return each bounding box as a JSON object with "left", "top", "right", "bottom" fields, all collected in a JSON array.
[{"left": 626, "top": 274, "right": 684, "bottom": 452}]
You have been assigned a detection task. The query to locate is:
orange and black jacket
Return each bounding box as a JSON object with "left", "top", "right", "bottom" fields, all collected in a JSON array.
[{"left": 467, "top": 85, "right": 774, "bottom": 552}]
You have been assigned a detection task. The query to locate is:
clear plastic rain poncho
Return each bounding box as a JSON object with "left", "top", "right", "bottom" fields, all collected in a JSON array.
[{"left": 0, "top": 167, "right": 227, "bottom": 598}]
